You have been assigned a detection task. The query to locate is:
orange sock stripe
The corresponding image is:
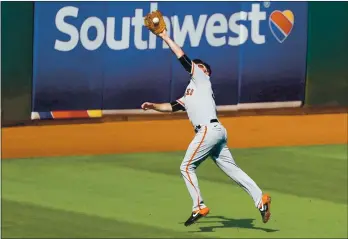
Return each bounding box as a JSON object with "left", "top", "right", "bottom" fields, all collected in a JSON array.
[{"left": 185, "top": 126, "right": 207, "bottom": 210}]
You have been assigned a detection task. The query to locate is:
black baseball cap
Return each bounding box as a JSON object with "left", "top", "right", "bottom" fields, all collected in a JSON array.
[{"left": 193, "top": 59, "right": 212, "bottom": 76}]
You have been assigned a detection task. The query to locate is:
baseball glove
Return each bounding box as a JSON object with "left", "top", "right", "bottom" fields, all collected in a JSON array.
[{"left": 144, "top": 10, "right": 166, "bottom": 35}]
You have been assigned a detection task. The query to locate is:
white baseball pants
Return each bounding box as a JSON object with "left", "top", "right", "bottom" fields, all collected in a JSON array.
[{"left": 180, "top": 122, "right": 263, "bottom": 211}]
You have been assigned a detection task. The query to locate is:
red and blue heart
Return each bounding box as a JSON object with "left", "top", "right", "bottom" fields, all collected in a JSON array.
[{"left": 269, "top": 10, "right": 294, "bottom": 43}]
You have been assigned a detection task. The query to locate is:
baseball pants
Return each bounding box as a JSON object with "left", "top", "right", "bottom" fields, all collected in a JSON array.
[{"left": 180, "top": 122, "right": 263, "bottom": 211}]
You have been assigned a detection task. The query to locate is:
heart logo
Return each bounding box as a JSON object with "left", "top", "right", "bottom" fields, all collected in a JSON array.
[{"left": 269, "top": 10, "right": 294, "bottom": 43}]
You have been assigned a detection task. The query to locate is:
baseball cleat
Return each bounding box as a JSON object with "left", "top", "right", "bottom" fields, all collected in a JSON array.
[
  {"left": 184, "top": 207, "right": 210, "bottom": 227},
  {"left": 259, "top": 193, "right": 271, "bottom": 223}
]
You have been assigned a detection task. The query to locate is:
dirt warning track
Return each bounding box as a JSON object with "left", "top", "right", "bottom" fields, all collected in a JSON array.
[{"left": 2, "top": 113, "right": 347, "bottom": 159}]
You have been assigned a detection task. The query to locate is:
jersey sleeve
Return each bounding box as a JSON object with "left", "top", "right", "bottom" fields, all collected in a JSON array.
[
  {"left": 170, "top": 97, "right": 186, "bottom": 112},
  {"left": 191, "top": 63, "right": 210, "bottom": 84}
]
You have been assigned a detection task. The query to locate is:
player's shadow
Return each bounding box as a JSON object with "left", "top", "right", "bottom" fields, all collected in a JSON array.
[{"left": 191, "top": 215, "right": 279, "bottom": 233}]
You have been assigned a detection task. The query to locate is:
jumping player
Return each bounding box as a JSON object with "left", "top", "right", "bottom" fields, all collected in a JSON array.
[{"left": 141, "top": 28, "right": 271, "bottom": 227}]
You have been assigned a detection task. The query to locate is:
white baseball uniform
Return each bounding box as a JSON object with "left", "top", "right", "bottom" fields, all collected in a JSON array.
[{"left": 176, "top": 63, "right": 263, "bottom": 212}]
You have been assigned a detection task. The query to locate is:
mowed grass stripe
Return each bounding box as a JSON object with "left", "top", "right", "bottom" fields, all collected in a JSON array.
[
  {"left": 278, "top": 144, "right": 347, "bottom": 161},
  {"left": 2, "top": 199, "right": 205, "bottom": 238},
  {"left": 8, "top": 143, "right": 342, "bottom": 204},
  {"left": 2, "top": 145, "right": 347, "bottom": 204},
  {"left": 3, "top": 145, "right": 347, "bottom": 203},
  {"left": 104, "top": 150, "right": 347, "bottom": 204},
  {"left": 2, "top": 164, "right": 347, "bottom": 238},
  {"left": 2, "top": 165, "right": 206, "bottom": 234}
]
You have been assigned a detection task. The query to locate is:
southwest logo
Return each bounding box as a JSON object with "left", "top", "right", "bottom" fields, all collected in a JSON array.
[{"left": 269, "top": 10, "right": 294, "bottom": 43}]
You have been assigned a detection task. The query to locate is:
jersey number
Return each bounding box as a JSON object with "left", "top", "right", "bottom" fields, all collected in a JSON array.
[{"left": 186, "top": 88, "right": 194, "bottom": 96}]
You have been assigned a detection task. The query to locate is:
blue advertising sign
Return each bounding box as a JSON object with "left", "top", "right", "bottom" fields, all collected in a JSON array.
[{"left": 32, "top": 1, "right": 308, "bottom": 114}]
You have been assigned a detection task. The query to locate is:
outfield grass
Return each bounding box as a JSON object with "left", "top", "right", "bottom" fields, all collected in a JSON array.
[{"left": 2, "top": 144, "right": 347, "bottom": 238}]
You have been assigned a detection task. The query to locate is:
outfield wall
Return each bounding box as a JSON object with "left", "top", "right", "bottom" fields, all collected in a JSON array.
[
  {"left": 1, "top": 2, "right": 34, "bottom": 126},
  {"left": 31, "top": 1, "right": 307, "bottom": 119},
  {"left": 1, "top": 2, "right": 348, "bottom": 126},
  {"left": 305, "top": 2, "right": 348, "bottom": 107}
]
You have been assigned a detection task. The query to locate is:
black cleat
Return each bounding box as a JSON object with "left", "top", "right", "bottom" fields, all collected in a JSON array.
[
  {"left": 259, "top": 194, "right": 271, "bottom": 223},
  {"left": 184, "top": 207, "right": 210, "bottom": 227}
]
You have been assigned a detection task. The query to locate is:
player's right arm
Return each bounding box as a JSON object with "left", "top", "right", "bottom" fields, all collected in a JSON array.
[
  {"left": 141, "top": 98, "right": 185, "bottom": 113},
  {"left": 141, "top": 102, "right": 172, "bottom": 112}
]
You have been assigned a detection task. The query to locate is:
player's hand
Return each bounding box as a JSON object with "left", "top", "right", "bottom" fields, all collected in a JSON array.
[{"left": 141, "top": 102, "right": 155, "bottom": 111}]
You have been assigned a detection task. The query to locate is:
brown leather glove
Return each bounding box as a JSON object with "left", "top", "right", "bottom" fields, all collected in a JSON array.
[{"left": 144, "top": 10, "right": 166, "bottom": 35}]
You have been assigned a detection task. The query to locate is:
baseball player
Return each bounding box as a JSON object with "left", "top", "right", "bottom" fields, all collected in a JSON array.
[{"left": 142, "top": 11, "right": 271, "bottom": 227}]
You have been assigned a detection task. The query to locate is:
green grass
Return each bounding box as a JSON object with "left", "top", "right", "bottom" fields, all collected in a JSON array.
[{"left": 2, "top": 144, "right": 347, "bottom": 238}]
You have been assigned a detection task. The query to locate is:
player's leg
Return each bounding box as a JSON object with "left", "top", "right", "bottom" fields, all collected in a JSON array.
[
  {"left": 212, "top": 144, "right": 262, "bottom": 206},
  {"left": 180, "top": 125, "right": 219, "bottom": 226},
  {"left": 212, "top": 143, "right": 271, "bottom": 223},
  {"left": 180, "top": 126, "right": 210, "bottom": 211}
]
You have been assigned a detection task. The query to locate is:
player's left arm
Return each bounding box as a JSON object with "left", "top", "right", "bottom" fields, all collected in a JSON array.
[
  {"left": 160, "top": 30, "right": 185, "bottom": 59},
  {"left": 144, "top": 12, "right": 207, "bottom": 80},
  {"left": 159, "top": 31, "right": 193, "bottom": 74},
  {"left": 160, "top": 31, "right": 208, "bottom": 82}
]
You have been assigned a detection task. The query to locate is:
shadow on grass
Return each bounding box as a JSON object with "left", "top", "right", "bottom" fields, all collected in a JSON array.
[{"left": 190, "top": 215, "right": 279, "bottom": 233}]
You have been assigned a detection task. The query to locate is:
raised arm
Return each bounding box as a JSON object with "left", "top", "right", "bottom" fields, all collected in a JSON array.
[
  {"left": 160, "top": 30, "right": 184, "bottom": 58},
  {"left": 144, "top": 11, "right": 197, "bottom": 75},
  {"left": 160, "top": 31, "right": 210, "bottom": 78},
  {"left": 159, "top": 30, "right": 193, "bottom": 74}
]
